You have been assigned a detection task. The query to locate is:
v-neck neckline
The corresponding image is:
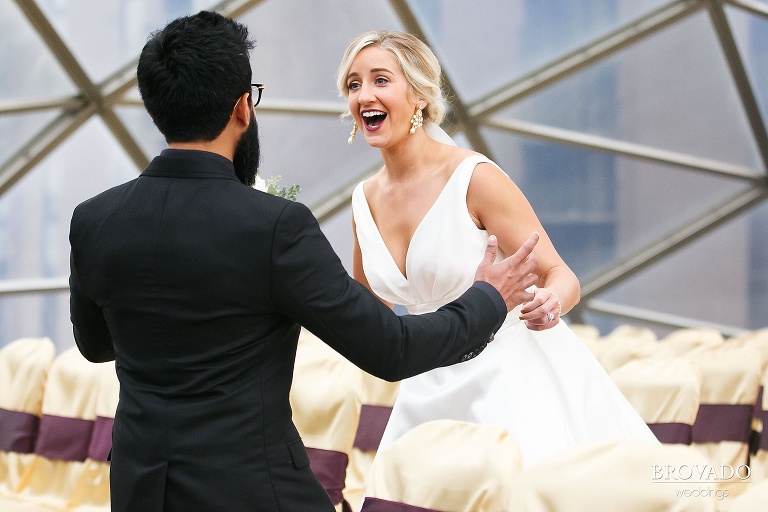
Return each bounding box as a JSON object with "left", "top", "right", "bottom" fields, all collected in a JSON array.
[{"left": 358, "top": 155, "right": 477, "bottom": 282}]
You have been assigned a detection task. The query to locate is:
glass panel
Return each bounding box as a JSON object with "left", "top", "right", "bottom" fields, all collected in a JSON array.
[
  {"left": 408, "top": 0, "right": 670, "bottom": 100},
  {"left": 748, "top": 200, "right": 768, "bottom": 328},
  {"left": 239, "top": 0, "right": 403, "bottom": 102},
  {"left": 482, "top": 129, "right": 751, "bottom": 278},
  {"left": 499, "top": 11, "right": 763, "bottom": 170},
  {"left": 0, "top": 116, "right": 138, "bottom": 282},
  {"left": 599, "top": 198, "right": 768, "bottom": 331},
  {"left": 609, "top": 162, "right": 751, "bottom": 259},
  {"left": 0, "top": 111, "right": 60, "bottom": 162},
  {"left": 0, "top": 116, "right": 137, "bottom": 349},
  {"left": 0, "top": 292, "right": 71, "bottom": 354},
  {"left": 34, "top": 0, "right": 220, "bottom": 83},
  {"left": 115, "top": 103, "right": 166, "bottom": 161},
  {"left": 0, "top": 0, "right": 76, "bottom": 99},
  {"left": 727, "top": 5, "right": 768, "bottom": 128}
]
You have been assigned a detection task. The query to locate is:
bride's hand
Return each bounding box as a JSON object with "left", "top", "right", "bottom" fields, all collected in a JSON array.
[{"left": 520, "top": 288, "right": 561, "bottom": 331}]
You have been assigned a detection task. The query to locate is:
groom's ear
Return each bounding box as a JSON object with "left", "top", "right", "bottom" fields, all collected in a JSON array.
[{"left": 231, "top": 92, "right": 251, "bottom": 128}]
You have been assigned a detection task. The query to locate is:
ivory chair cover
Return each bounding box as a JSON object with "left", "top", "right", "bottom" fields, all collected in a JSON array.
[
  {"left": 67, "top": 363, "right": 119, "bottom": 512},
  {"left": 726, "top": 327, "right": 768, "bottom": 346},
  {"left": 596, "top": 325, "right": 672, "bottom": 373},
  {"left": 12, "top": 346, "right": 111, "bottom": 511},
  {"left": 724, "top": 477, "right": 768, "bottom": 512},
  {"left": 685, "top": 343, "right": 761, "bottom": 498},
  {"left": 750, "top": 363, "right": 768, "bottom": 483},
  {"left": 599, "top": 339, "right": 674, "bottom": 374},
  {"left": 610, "top": 357, "right": 701, "bottom": 444},
  {"left": 0, "top": 338, "right": 55, "bottom": 502},
  {"left": 568, "top": 324, "right": 600, "bottom": 344},
  {"left": 360, "top": 419, "right": 523, "bottom": 512},
  {"left": 291, "top": 330, "right": 364, "bottom": 512},
  {"left": 727, "top": 328, "right": 768, "bottom": 464},
  {"left": 602, "top": 325, "right": 658, "bottom": 347},
  {"left": 660, "top": 328, "right": 725, "bottom": 357},
  {"left": 344, "top": 370, "right": 400, "bottom": 512},
  {"left": 507, "top": 440, "right": 717, "bottom": 512}
]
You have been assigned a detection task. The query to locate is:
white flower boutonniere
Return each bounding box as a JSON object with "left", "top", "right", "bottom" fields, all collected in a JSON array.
[{"left": 253, "top": 175, "right": 301, "bottom": 201}]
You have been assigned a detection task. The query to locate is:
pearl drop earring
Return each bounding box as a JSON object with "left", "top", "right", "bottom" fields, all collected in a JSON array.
[{"left": 409, "top": 106, "right": 423, "bottom": 135}]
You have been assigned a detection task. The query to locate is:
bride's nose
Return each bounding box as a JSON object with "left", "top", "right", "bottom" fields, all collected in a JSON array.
[{"left": 357, "top": 81, "right": 376, "bottom": 104}]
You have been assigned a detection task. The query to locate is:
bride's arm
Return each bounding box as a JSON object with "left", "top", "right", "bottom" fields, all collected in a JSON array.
[
  {"left": 352, "top": 216, "right": 394, "bottom": 310},
  {"left": 466, "top": 162, "right": 580, "bottom": 331}
]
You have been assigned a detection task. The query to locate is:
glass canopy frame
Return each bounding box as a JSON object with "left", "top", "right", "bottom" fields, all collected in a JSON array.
[{"left": 1, "top": 0, "right": 767, "bottom": 337}]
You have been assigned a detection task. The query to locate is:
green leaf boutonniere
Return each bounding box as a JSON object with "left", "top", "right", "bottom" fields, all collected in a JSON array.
[{"left": 253, "top": 175, "right": 301, "bottom": 201}]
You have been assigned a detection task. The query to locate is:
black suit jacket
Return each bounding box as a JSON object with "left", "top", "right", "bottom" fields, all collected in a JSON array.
[{"left": 69, "top": 149, "right": 505, "bottom": 512}]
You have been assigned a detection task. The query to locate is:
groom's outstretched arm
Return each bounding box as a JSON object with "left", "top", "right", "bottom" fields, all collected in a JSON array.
[{"left": 270, "top": 201, "right": 536, "bottom": 381}]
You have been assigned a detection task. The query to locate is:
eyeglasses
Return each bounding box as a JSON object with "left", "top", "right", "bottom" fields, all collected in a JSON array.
[
  {"left": 250, "top": 83, "right": 265, "bottom": 107},
  {"left": 231, "top": 84, "right": 265, "bottom": 116}
]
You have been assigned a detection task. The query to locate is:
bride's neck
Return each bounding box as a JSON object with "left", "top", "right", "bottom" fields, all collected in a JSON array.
[{"left": 381, "top": 135, "right": 444, "bottom": 182}]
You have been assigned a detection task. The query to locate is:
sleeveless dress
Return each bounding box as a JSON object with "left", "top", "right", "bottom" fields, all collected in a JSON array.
[{"left": 351, "top": 154, "right": 658, "bottom": 469}]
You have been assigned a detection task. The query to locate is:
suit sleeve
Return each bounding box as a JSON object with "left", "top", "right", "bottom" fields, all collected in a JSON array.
[
  {"left": 269, "top": 201, "right": 505, "bottom": 381},
  {"left": 69, "top": 251, "right": 115, "bottom": 363}
]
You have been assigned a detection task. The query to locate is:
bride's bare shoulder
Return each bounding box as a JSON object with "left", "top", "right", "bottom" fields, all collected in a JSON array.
[
  {"left": 444, "top": 147, "right": 481, "bottom": 170},
  {"left": 361, "top": 167, "right": 387, "bottom": 196},
  {"left": 450, "top": 146, "right": 478, "bottom": 159}
]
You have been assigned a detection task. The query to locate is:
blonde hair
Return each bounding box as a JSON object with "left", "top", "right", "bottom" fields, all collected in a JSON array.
[{"left": 336, "top": 30, "right": 446, "bottom": 126}]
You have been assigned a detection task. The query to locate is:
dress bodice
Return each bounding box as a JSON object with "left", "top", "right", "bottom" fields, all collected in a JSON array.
[{"left": 352, "top": 155, "right": 500, "bottom": 314}]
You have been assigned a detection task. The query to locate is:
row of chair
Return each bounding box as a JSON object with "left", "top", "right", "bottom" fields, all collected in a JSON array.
[
  {"left": 574, "top": 325, "right": 768, "bottom": 486},
  {"left": 362, "top": 421, "right": 727, "bottom": 511},
  {"left": 0, "top": 338, "right": 118, "bottom": 511},
  {"left": 289, "top": 326, "right": 768, "bottom": 511},
  {"left": 3, "top": 324, "right": 768, "bottom": 511},
  {"left": 290, "top": 330, "right": 401, "bottom": 512},
  {"left": 355, "top": 418, "right": 768, "bottom": 512},
  {"left": 0, "top": 333, "right": 381, "bottom": 512}
]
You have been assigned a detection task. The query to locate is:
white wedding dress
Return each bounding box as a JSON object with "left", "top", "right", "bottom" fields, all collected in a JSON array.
[{"left": 351, "top": 154, "right": 658, "bottom": 469}]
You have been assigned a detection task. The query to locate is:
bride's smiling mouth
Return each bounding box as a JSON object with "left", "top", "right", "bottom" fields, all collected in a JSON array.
[{"left": 362, "top": 110, "right": 387, "bottom": 130}]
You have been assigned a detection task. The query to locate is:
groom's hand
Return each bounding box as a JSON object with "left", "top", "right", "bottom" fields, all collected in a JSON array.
[{"left": 474, "top": 233, "right": 539, "bottom": 311}]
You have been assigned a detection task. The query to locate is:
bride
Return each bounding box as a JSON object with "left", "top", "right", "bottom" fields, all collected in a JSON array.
[{"left": 336, "top": 30, "right": 658, "bottom": 470}]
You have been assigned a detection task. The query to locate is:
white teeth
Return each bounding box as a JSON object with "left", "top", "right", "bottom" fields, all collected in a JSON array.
[{"left": 362, "top": 111, "right": 385, "bottom": 117}]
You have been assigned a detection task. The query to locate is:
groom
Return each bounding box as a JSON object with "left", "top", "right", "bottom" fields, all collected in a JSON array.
[{"left": 69, "top": 10, "right": 539, "bottom": 512}]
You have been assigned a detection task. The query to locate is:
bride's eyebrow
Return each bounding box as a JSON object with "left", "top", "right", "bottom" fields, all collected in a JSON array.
[{"left": 347, "top": 68, "right": 394, "bottom": 81}]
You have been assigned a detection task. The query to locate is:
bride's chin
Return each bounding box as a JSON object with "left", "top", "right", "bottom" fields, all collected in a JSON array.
[{"left": 363, "top": 133, "right": 387, "bottom": 148}]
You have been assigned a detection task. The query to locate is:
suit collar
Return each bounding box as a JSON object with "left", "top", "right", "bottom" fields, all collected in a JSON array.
[{"left": 142, "top": 149, "right": 240, "bottom": 182}]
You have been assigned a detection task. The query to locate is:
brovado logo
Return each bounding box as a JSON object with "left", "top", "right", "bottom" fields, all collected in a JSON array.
[
  {"left": 653, "top": 464, "right": 751, "bottom": 502},
  {"left": 652, "top": 464, "right": 751, "bottom": 482}
]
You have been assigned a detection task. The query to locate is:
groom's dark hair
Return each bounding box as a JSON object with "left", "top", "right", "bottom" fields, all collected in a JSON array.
[{"left": 137, "top": 10, "right": 255, "bottom": 143}]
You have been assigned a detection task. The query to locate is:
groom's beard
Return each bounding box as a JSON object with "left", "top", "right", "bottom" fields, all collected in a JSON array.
[{"left": 233, "top": 112, "right": 260, "bottom": 187}]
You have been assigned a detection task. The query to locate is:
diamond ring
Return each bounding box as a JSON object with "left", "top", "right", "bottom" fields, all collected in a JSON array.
[{"left": 546, "top": 312, "right": 554, "bottom": 322}]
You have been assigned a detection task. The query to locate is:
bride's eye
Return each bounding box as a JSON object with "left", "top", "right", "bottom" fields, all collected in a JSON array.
[
  {"left": 347, "top": 80, "right": 361, "bottom": 91},
  {"left": 375, "top": 77, "right": 389, "bottom": 85}
]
